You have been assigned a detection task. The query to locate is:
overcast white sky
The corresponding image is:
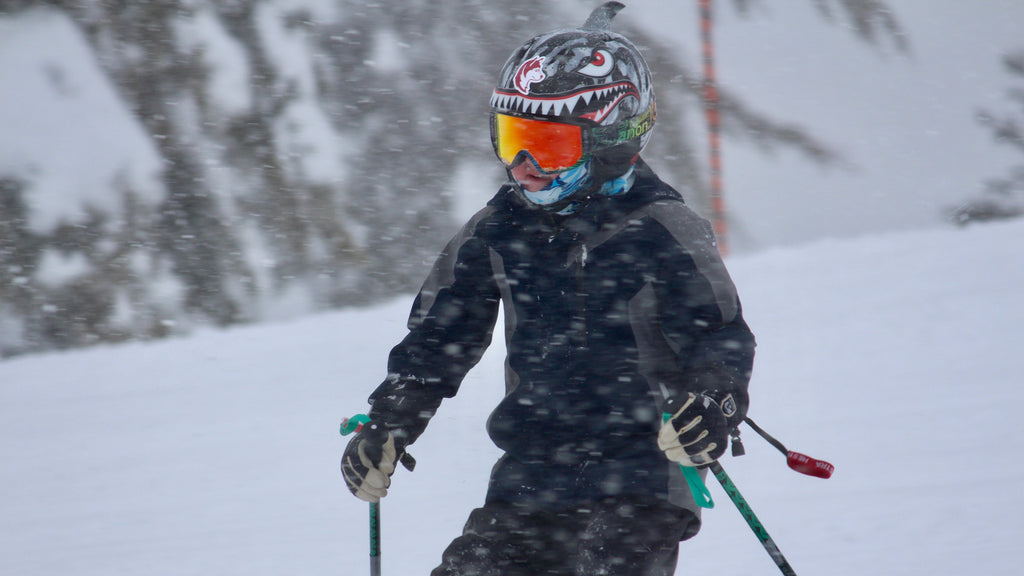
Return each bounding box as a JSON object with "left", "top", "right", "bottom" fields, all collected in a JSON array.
[{"left": 619, "top": 0, "right": 1024, "bottom": 251}]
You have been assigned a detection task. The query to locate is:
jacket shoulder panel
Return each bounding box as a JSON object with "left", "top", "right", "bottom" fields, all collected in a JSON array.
[
  {"left": 643, "top": 200, "right": 739, "bottom": 322},
  {"left": 412, "top": 205, "right": 499, "bottom": 326}
]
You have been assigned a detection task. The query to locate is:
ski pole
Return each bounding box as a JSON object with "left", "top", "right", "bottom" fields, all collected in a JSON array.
[
  {"left": 341, "top": 414, "right": 417, "bottom": 576},
  {"left": 341, "top": 414, "right": 382, "bottom": 576},
  {"left": 709, "top": 460, "right": 797, "bottom": 576}
]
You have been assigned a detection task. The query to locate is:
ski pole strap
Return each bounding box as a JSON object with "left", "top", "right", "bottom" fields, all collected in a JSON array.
[
  {"left": 663, "top": 412, "right": 714, "bottom": 508},
  {"left": 743, "top": 416, "right": 788, "bottom": 455},
  {"left": 743, "top": 416, "right": 835, "bottom": 479},
  {"left": 709, "top": 461, "right": 797, "bottom": 576},
  {"left": 683, "top": 465, "right": 714, "bottom": 508}
]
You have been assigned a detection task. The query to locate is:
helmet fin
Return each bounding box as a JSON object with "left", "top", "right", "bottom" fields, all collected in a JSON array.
[{"left": 582, "top": 2, "right": 625, "bottom": 31}]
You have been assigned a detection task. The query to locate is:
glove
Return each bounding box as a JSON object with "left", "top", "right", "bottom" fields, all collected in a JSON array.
[
  {"left": 341, "top": 421, "right": 399, "bottom": 503},
  {"left": 658, "top": 392, "right": 732, "bottom": 467}
]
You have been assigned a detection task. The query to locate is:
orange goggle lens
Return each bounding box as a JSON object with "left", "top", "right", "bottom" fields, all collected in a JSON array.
[{"left": 493, "top": 114, "right": 586, "bottom": 173}]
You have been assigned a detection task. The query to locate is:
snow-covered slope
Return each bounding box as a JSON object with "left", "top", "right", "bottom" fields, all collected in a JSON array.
[{"left": 2, "top": 219, "right": 1023, "bottom": 575}]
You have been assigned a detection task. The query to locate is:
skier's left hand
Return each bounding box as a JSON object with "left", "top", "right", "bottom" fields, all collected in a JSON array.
[
  {"left": 341, "top": 421, "right": 399, "bottom": 502},
  {"left": 658, "top": 392, "right": 731, "bottom": 467}
]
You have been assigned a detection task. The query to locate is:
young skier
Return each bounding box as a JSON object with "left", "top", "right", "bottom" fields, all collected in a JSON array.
[{"left": 342, "top": 3, "right": 755, "bottom": 574}]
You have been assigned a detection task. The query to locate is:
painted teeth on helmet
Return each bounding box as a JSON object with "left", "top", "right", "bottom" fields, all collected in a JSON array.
[
  {"left": 491, "top": 82, "right": 636, "bottom": 119},
  {"left": 564, "top": 94, "right": 581, "bottom": 115}
]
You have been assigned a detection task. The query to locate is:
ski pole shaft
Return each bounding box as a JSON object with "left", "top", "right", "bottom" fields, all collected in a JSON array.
[
  {"left": 341, "top": 413, "right": 383, "bottom": 576},
  {"left": 369, "top": 501, "right": 381, "bottom": 576},
  {"left": 708, "top": 461, "right": 797, "bottom": 576}
]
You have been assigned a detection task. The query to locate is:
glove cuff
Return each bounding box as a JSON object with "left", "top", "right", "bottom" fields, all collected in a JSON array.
[{"left": 702, "top": 389, "right": 746, "bottom": 431}]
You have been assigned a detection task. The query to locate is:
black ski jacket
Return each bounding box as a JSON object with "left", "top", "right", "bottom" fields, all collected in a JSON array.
[{"left": 367, "top": 159, "right": 755, "bottom": 513}]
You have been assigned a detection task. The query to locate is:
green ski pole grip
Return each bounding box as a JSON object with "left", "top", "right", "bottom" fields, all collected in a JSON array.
[{"left": 663, "top": 412, "right": 715, "bottom": 508}]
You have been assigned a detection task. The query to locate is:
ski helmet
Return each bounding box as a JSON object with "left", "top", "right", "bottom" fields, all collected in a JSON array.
[{"left": 490, "top": 2, "right": 655, "bottom": 198}]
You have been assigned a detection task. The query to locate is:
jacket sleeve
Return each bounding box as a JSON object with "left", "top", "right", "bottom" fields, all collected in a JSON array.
[
  {"left": 366, "top": 208, "right": 501, "bottom": 446},
  {"left": 647, "top": 202, "right": 756, "bottom": 428}
]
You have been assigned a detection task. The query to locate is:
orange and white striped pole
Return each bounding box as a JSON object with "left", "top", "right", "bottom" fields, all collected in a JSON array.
[{"left": 699, "top": 0, "right": 728, "bottom": 256}]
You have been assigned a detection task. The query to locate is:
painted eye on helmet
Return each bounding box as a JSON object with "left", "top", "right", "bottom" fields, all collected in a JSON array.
[{"left": 578, "top": 49, "right": 614, "bottom": 77}]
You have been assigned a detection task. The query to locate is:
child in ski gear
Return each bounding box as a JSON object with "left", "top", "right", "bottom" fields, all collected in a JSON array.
[{"left": 342, "top": 3, "right": 755, "bottom": 574}]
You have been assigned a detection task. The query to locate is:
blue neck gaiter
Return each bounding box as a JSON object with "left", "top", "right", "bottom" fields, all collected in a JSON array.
[{"left": 520, "top": 161, "right": 636, "bottom": 215}]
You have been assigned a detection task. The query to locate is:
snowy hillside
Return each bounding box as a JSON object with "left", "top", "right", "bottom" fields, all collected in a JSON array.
[{"left": 2, "top": 219, "right": 1023, "bottom": 576}]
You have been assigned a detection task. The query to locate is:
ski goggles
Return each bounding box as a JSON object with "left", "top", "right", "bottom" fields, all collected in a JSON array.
[{"left": 491, "top": 113, "right": 591, "bottom": 174}]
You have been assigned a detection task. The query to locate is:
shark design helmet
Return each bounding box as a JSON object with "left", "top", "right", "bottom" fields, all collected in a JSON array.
[{"left": 490, "top": 2, "right": 656, "bottom": 206}]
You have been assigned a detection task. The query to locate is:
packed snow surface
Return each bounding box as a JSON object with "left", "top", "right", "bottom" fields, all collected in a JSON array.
[{"left": 2, "top": 219, "right": 1023, "bottom": 575}]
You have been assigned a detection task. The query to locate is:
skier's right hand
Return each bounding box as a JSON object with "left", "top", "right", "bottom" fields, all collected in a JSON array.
[{"left": 341, "top": 420, "right": 398, "bottom": 502}]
